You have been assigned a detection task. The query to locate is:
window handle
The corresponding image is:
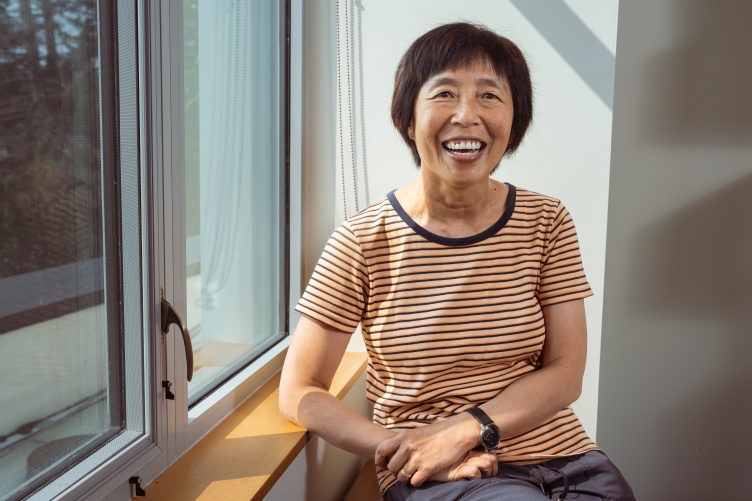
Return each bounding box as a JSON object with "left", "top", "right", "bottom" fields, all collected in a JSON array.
[{"left": 161, "top": 297, "right": 194, "bottom": 381}]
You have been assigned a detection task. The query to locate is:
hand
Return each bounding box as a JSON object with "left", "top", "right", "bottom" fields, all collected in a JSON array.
[
  {"left": 374, "top": 415, "right": 480, "bottom": 486},
  {"left": 428, "top": 448, "right": 498, "bottom": 483}
]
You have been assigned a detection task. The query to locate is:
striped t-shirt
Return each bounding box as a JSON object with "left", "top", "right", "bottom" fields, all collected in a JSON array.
[{"left": 296, "top": 184, "right": 598, "bottom": 494}]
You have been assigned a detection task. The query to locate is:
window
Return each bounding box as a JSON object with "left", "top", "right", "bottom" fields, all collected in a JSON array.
[
  {"left": 183, "top": 0, "right": 288, "bottom": 406},
  {"left": 0, "top": 0, "right": 300, "bottom": 498},
  {"left": 0, "top": 1, "right": 145, "bottom": 499}
]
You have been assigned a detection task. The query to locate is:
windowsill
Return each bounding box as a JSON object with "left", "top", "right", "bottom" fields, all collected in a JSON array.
[{"left": 145, "top": 351, "right": 368, "bottom": 500}]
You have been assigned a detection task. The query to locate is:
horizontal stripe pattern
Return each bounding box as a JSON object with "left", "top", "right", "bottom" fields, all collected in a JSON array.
[{"left": 296, "top": 186, "right": 597, "bottom": 494}]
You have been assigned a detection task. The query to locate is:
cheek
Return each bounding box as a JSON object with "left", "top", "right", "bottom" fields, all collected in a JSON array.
[
  {"left": 492, "top": 116, "right": 513, "bottom": 140},
  {"left": 413, "top": 111, "right": 443, "bottom": 141}
]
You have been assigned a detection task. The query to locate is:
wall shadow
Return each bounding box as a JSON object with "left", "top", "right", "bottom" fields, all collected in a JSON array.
[
  {"left": 640, "top": 0, "right": 752, "bottom": 147},
  {"left": 625, "top": 173, "right": 752, "bottom": 499},
  {"left": 629, "top": 173, "right": 752, "bottom": 320}
]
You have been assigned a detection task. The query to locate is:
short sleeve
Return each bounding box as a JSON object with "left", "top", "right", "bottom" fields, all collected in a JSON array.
[
  {"left": 295, "top": 222, "right": 370, "bottom": 332},
  {"left": 537, "top": 202, "right": 593, "bottom": 306}
]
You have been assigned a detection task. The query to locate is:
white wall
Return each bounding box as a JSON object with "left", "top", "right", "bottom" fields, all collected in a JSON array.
[
  {"left": 304, "top": 0, "right": 619, "bottom": 440},
  {"left": 597, "top": 1, "right": 752, "bottom": 499}
]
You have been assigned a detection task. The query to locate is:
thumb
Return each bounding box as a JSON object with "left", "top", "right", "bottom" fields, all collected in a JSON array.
[
  {"left": 448, "top": 463, "right": 483, "bottom": 482},
  {"left": 374, "top": 437, "right": 401, "bottom": 470}
]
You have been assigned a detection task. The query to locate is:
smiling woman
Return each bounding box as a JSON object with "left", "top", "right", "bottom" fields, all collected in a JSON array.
[
  {"left": 280, "top": 22, "right": 635, "bottom": 501},
  {"left": 400, "top": 62, "right": 515, "bottom": 238},
  {"left": 391, "top": 23, "right": 532, "bottom": 168},
  {"left": 409, "top": 64, "right": 513, "bottom": 188}
]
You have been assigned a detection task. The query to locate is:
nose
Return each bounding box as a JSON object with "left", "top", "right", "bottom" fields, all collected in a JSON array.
[{"left": 451, "top": 96, "right": 480, "bottom": 127}]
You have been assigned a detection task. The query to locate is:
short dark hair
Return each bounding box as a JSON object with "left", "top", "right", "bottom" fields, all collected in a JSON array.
[{"left": 391, "top": 22, "right": 533, "bottom": 166}]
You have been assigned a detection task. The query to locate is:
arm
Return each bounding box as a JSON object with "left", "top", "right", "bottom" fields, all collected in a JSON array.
[
  {"left": 376, "top": 299, "right": 588, "bottom": 485},
  {"left": 478, "top": 298, "right": 587, "bottom": 435},
  {"left": 278, "top": 314, "right": 394, "bottom": 458},
  {"left": 279, "top": 314, "right": 498, "bottom": 482}
]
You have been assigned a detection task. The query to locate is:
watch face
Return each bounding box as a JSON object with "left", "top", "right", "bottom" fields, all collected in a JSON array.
[{"left": 481, "top": 424, "right": 501, "bottom": 450}]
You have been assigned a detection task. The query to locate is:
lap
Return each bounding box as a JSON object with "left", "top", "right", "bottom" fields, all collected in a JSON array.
[{"left": 384, "top": 450, "right": 635, "bottom": 501}]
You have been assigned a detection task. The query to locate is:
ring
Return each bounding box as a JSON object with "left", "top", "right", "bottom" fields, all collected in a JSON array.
[{"left": 399, "top": 468, "right": 413, "bottom": 479}]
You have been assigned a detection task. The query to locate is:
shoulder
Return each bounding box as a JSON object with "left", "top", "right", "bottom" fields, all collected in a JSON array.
[
  {"left": 341, "top": 193, "right": 406, "bottom": 242},
  {"left": 510, "top": 185, "right": 568, "bottom": 222},
  {"left": 342, "top": 194, "right": 390, "bottom": 225},
  {"left": 513, "top": 186, "right": 563, "bottom": 211}
]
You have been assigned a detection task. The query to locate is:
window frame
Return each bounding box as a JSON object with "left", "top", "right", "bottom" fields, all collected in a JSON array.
[
  {"left": 158, "top": 0, "right": 301, "bottom": 456},
  {"left": 26, "top": 0, "right": 160, "bottom": 498},
  {"left": 43, "top": 0, "right": 303, "bottom": 498}
]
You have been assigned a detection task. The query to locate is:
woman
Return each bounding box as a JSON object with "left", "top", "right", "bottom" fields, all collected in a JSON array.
[{"left": 279, "top": 22, "right": 634, "bottom": 500}]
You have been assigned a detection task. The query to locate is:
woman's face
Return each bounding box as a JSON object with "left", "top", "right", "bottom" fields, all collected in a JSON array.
[{"left": 410, "top": 60, "right": 514, "bottom": 190}]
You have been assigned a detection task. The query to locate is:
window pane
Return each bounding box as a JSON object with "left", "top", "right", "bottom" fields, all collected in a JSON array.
[
  {"left": 0, "top": 0, "right": 123, "bottom": 498},
  {"left": 184, "top": 0, "right": 287, "bottom": 405}
]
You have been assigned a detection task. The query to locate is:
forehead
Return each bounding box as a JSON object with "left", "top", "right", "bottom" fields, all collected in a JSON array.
[{"left": 422, "top": 60, "right": 509, "bottom": 89}]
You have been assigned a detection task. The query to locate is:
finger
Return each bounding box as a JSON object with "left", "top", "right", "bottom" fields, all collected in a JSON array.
[
  {"left": 385, "top": 445, "right": 412, "bottom": 478},
  {"left": 397, "top": 464, "right": 418, "bottom": 485},
  {"left": 475, "top": 455, "right": 496, "bottom": 478},
  {"left": 478, "top": 452, "right": 498, "bottom": 477},
  {"left": 409, "top": 467, "right": 431, "bottom": 487},
  {"left": 480, "top": 460, "right": 494, "bottom": 478},
  {"left": 390, "top": 457, "right": 415, "bottom": 484},
  {"left": 459, "top": 454, "right": 496, "bottom": 479},
  {"left": 466, "top": 451, "right": 498, "bottom": 478},
  {"left": 374, "top": 437, "right": 401, "bottom": 470},
  {"left": 453, "top": 464, "right": 483, "bottom": 481}
]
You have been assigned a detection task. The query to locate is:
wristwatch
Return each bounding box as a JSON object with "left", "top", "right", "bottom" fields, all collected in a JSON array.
[{"left": 465, "top": 406, "right": 502, "bottom": 452}]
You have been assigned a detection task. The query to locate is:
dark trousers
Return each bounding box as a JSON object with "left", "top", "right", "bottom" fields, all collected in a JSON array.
[{"left": 385, "top": 450, "right": 635, "bottom": 501}]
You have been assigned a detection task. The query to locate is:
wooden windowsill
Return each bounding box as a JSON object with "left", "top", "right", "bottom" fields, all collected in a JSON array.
[{"left": 145, "top": 351, "right": 368, "bottom": 500}]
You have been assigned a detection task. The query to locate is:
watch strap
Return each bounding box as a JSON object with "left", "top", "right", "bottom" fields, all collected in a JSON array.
[
  {"left": 465, "top": 406, "right": 494, "bottom": 428},
  {"left": 465, "top": 406, "right": 502, "bottom": 451}
]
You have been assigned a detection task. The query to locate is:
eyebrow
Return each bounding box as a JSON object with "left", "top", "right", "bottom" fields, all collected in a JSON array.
[
  {"left": 427, "top": 75, "right": 507, "bottom": 91},
  {"left": 476, "top": 77, "right": 506, "bottom": 91}
]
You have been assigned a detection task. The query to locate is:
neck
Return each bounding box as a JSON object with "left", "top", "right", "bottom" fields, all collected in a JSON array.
[{"left": 395, "top": 177, "right": 508, "bottom": 238}]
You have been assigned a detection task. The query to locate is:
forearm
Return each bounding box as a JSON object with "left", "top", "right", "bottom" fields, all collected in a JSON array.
[
  {"left": 374, "top": 302, "right": 588, "bottom": 486},
  {"left": 279, "top": 314, "right": 395, "bottom": 457},
  {"left": 480, "top": 362, "right": 582, "bottom": 441},
  {"left": 412, "top": 298, "right": 587, "bottom": 454},
  {"left": 280, "top": 384, "right": 394, "bottom": 458},
  {"left": 465, "top": 300, "right": 588, "bottom": 446},
  {"left": 411, "top": 362, "right": 582, "bottom": 454}
]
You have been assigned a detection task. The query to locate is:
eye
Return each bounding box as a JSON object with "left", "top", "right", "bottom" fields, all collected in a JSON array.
[
  {"left": 434, "top": 90, "right": 453, "bottom": 98},
  {"left": 481, "top": 92, "right": 499, "bottom": 100}
]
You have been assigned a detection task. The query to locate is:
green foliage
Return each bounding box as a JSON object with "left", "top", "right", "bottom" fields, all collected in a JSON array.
[{"left": 0, "top": 0, "right": 101, "bottom": 278}]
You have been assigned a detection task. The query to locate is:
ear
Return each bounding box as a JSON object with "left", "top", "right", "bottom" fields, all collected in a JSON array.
[{"left": 407, "top": 124, "right": 414, "bottom": 140}]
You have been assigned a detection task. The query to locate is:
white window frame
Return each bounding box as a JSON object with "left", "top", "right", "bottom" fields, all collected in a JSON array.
[
  {"left": 27, "top": 0, "right": 164, "bottom": 499},
  {"left": 154, "top": 0, "right": 303, "bottom": 458},
  {"left": 23, "top": 0, "right": 304, "bottom": 498},
  {"left": 124, "top": 0, "right": 303, "bottom": 494}
]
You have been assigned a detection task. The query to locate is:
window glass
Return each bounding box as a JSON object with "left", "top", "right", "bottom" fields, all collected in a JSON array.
[
  {"left": 0, "top": 0, "right": 126, "bottom": 498},
  {"left": 183, "top": 0, "right": 287, "bottom": 405}
]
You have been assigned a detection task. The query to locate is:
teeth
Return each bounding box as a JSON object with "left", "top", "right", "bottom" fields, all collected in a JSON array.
[{"left": 445, "top": 140, "right": 482, "bottom": 150}]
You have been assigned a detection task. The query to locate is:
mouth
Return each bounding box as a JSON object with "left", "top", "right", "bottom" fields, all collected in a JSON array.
[{"left": 442, "top": 139, "right": 485, "bottom": 158}]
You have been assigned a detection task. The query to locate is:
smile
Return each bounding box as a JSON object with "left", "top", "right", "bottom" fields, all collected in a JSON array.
[{"left": 442, "top": 139, "right": 485, "bottom": 157}]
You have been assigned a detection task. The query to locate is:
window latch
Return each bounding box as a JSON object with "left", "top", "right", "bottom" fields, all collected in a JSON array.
[
  {"left": 161, "top": 297, "right": 194, "bottom": 381},
  {"left": 161, "top": 380, "right": 175, "bottom": 400},
  {"left": 129, "top": 476, "right": 146, "bottom": 497}
]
